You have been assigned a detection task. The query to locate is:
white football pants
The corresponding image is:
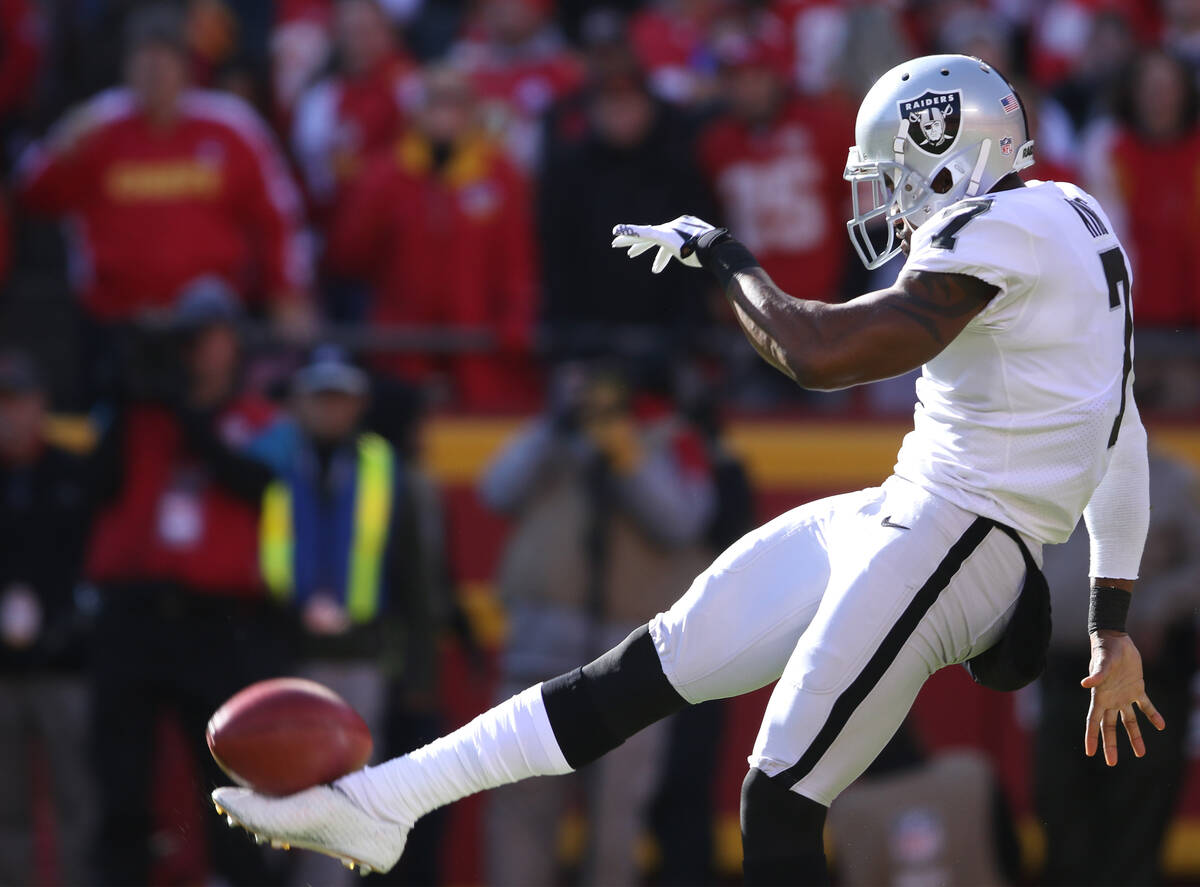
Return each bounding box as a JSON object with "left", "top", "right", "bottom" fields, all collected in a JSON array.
[{"left": 649, "top": 475, "right": 1036, "bottom": 805}]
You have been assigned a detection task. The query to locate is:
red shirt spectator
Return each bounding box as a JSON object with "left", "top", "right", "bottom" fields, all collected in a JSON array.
[
  {"left": 86, "top": 396, "right": 278, "bottom": 595},
  {"left": 1085, "top": 51, "right": 1200, "bottom": 327},
  {"left": 18, "top": 88, "right": 309, "bottom": 321},
  {"left": 87, "top": 288, "right": 281, "bottom": 596},
  {"left": 0, "top": 0, "right": 41, "bottom": 121},
  {"left": 450, "top": 0, "right": 583, "bottom": 168},
  {"left": 327, "top": 71, "right": 537, "bottom": 409},
  {"left": 292, "top": 0, "right": 419, "bottom": 218},
  {"left": 629, "top": 0, "right": 720, "bottom": 104},
  {"left": 1093, "top": 128, "right": 1200, "bottom": 326},
  {"left": 699, "top": 45, "right": 854, "bottom": 302},
  {"left": 1028, "top": 0, "right": 1159, "bottom": 88}
]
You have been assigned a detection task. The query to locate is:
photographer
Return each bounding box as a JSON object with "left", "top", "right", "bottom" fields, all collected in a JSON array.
[
  {"left": 85, "top": 279, "right": 288, "bottom": 886},
  {"left": 479, "top": 361, "right": 714, "bottom": 886}
]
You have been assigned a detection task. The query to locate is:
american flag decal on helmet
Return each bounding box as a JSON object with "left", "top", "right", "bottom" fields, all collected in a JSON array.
[{"left": 999, "top": 93, "right": 1019, "bottom": 114}]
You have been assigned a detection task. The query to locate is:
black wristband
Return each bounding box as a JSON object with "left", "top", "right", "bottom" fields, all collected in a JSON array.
[
  {"left": 1088, "top": 585, "right": 1131, "bottom": 634},
  {"left": 682, "top": 228, "right": 760, "bottom": 289}
]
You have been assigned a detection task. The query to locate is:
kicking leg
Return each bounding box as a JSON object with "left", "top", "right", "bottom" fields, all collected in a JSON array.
[{"left": 213, "top": 490, "right": 871, "bottom": 873}]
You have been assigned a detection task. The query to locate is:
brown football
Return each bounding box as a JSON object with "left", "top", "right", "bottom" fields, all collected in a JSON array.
[{"left": 206, "top": 677, "right": 373, "bottom": 796}]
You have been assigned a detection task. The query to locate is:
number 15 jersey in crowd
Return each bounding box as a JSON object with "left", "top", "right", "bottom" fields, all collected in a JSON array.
[{"left": 896, "top": 181, "right": 1135, "bottom": 546}]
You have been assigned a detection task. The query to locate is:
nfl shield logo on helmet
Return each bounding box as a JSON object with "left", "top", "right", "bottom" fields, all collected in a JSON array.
[
  {"left": 898, "top": 90, "right": 962, "bottom": 156},
  {"left": 1000, "top": 136, "right": 1014, "bottom": 156}
]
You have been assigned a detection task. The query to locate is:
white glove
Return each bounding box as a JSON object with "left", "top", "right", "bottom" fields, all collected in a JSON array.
[{"left": 611, "top": 215, "right": 717, "bottom": 274}]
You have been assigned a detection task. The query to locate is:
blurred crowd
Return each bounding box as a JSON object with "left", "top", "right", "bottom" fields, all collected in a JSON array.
[
  {"left": 3, "top": 0, "right": 1200, "bottom": 885},
  {"left": 3, "top": 0, "right": 1200, "bottom": 411}
]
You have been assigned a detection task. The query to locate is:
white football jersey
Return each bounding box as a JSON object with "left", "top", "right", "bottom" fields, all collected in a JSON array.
[{"left": 893, "top": 180, "right": 1135, "bottom": 545}]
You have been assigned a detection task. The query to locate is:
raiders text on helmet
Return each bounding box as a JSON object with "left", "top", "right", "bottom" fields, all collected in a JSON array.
[{"left": 844, "top": 55, "right": 1035, "bottom": 269}]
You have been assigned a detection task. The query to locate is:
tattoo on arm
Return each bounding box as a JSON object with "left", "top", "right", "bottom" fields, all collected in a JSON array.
[
  {"left": 723, "top": 272, "right": 801, "bottom": 379},
  {"left": 886, "top": 271, "right": 998, "bottom": 345}
]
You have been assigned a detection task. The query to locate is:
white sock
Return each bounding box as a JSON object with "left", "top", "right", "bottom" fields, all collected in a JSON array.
[{"left": 334, "top": 683, "right": 573, "bottom": 826}]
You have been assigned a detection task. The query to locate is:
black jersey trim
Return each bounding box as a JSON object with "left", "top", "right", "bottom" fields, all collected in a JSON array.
[{"left": 776, "top": 516, "right": 994, "bottom": 789}]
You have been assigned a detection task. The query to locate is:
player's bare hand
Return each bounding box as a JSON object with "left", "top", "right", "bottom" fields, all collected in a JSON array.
[{"left": 1081, "top": 630, "right": 1165, "bottom": 765}]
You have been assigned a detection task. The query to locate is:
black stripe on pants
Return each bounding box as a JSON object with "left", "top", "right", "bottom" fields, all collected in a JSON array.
[{"left": 776, "top": 516, "right": 994, "bottom": 789}]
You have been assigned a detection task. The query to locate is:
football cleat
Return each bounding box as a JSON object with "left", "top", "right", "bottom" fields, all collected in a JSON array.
[{"left": 212, "top": 785, "right": 407, "bottom": 875}]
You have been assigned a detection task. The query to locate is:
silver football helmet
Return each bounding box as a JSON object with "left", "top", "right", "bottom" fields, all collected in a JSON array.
[{"left": 844, "top": 54, "right": 1035, "bottom": 268}]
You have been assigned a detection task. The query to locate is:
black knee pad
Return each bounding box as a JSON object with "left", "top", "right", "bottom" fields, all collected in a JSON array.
[
  {"left": 741, "top": 768, "right": 829, "bottom": 886},
  {"left": 541, "top": 624, "right": 688, "bottom": 768}
]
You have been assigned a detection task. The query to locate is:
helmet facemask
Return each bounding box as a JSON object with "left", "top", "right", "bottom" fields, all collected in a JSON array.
[{"left": 844, "top": 139, "right": 996, "bottom": 270}]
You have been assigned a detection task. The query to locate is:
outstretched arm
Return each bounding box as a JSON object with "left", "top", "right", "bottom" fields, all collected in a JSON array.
[
  {"left": 612, "top": 220, "right": 997, "bottom": 390},
  {"left": 720, "top": 263, "right": 995, "bottom": 389}
]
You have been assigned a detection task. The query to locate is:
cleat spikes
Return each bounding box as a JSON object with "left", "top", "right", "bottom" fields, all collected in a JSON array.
[
  {"left": 226, "top": 815, "right": 236, "bottom": 827},
  {"left": 210, "top": 783, "right": 407, "bottom": 874},
  {"left": 213, "top": 803, "right": 225, "bottom": 815}
]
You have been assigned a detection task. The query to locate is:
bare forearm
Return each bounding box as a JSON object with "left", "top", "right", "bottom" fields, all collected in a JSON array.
[
  {"left": 721, "top": 267, "right": 967, "bottom": 390},
  {"left": 723, "top": 268, "right": 819, "bottom": 384}
]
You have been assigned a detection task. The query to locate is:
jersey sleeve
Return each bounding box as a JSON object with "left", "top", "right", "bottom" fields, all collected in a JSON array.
[
  {"left": 903, "top": 199, "right": 1036, "bottom": 328},
  {"left": 1082, "top": 394, "right": 1150, "bottom": 581}
]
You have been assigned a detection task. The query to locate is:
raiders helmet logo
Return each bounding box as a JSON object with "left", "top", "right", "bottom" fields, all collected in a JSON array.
[{"left": 898, "top": 90, "right": 962, "bottom": 156}]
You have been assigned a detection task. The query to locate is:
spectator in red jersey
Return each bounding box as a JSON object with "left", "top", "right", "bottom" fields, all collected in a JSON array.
[
  {"left": 769, "top": 0, "right": 910, "bottom": 101},
  {"left": 16, "top": 5, "right": 314, "bottom": 342},
  {"left": 628, "top": 0, "right": 724, "bottom": 105},
  {"left": 326, "top": 66, "right": 539, "bottom": 409},
  {"left": 292, "top": 0, "right": 419, "bottom": 220},
  {"left": 0, "top": 0, "right": 42, "bottom": 142},
  {"left": 86, "top": 279, "right": 289, "bottom": 886},
  {"left": 449, "top": 0, "right": 584, "bottom": 168},
  {"left": 273, "top": 0, "right": 336, "bottom": 126},
  {"left": 1084, "top": 50, "right": 1200, "bottom": 329},
  {"left": 1027, "top": 0, "right": 1160, "bottom": 90},
  {"left": 697, "top": 32, "right": 855, "bottom": 306}
]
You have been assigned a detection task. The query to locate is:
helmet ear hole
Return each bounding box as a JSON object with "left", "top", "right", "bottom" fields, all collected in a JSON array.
[{"left": 931, "top": 168, "right": 954, "bottom": 194}]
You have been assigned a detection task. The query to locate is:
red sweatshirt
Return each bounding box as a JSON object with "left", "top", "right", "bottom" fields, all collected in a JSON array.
[
  {"left": 698, "top": 96, "right": 856, "bottom": 303},
  {"left": 86, "top": 397, "right": 278, "bottom": 596},
  {"left": 18, "top": 89, "right": 309, "bottom": 320},
  {"left": 327, "top": 131, "right": 539, "bottom": 409},
  {"left": 292, "top": 54, "right": 420, "bottom": 217},
  {"left": 0, "top": 0, "right": 41, "bottom": 119},
  {"left": 1104, "top": 127, "right": 1200, "bottom": 327}
]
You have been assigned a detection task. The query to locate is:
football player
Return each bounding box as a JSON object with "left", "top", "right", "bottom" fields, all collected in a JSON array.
[{"left": 213, "top": 55, "right": 1161, "bottom": 884}]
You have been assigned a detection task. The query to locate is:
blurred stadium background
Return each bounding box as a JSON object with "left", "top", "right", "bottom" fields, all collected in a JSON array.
[{"left": 3, "top": 0, "right": 1200, "bottom": 885}]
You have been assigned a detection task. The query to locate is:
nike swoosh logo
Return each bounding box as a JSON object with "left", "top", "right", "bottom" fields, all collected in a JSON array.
[{"left": 881, "top": 516, "right": 911, "bottom": 530}]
